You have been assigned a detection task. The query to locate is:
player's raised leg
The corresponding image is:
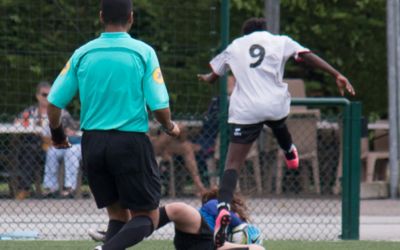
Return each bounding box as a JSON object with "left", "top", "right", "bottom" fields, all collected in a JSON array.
[{"left": 266, "top": 118, "right": 299, "bottom": 170}]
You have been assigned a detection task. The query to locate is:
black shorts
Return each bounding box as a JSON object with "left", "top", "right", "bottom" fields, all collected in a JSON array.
[
  {"left": 230, "top": 117, "right": 287, "bottom": 144},
  {"left": 174, "top": 216, "right": 214, "bottom": 250},
  {"left": 82, "top": 130, "right": 161, "bottom": 210}
]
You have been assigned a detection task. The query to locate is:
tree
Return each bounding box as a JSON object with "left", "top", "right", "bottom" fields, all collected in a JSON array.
[{"left": 0, "top": 0, "right": 387, "bottom": 120}]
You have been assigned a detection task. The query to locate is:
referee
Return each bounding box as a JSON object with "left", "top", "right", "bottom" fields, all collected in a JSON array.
[{"left": 47, "top": 0, "right": 179, "bottom": 249}]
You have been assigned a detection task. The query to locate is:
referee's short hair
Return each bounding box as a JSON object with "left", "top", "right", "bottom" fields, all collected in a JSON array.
[
  {"left": 241, "top": 17, "right": 267, "bottom": 35},
  {"left": 101, "top": 0, "right": 132, "bottom": 25}
]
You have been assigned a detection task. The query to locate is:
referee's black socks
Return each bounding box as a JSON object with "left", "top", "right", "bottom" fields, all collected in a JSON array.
[
  {"left": 218, "top": 169, "right": 238, "bottom": 211},
  {"left": 102, "top": 216, "right": 154, "bottom": 250},
  {"left": 105, "top": 219, "right": 126, "bottom": 242}
]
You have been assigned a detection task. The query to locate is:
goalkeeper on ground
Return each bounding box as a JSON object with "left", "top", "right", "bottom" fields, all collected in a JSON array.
[{"left": 91, "top": 189, "right": 263, "bottom": 250}]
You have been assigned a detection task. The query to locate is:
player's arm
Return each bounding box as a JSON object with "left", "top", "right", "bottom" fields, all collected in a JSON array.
[
  {"left": 298, "top": 52, "right": 356, "bottom": 96},
  {"left": 197, "top": 71, "right": 219, "bottom": 83},
  {"left": 199, "top": 49, "right": 230, "bottom": 84}
]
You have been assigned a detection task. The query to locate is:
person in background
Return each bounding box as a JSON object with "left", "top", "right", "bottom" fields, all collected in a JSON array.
[
  {"left": 14, "top": 81, "right": 81, "bottom": 200},
  {"left": 193, "top": 76, "right": 236, "bottom": 187},
  {"left": 13, "top": 81, "right": 50, "bottom": 200},
  {"left": 150, "top": 123, "right": 207, "bottom": 195},
  {"left": 41, "top": 106, "right": 81, "bottom": 198}
]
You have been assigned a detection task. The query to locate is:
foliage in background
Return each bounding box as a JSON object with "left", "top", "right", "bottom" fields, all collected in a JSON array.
[
  {"left": 0, "top": 0, "right": 218, "bottom": 120},
  {"left": 0, "top": 0, "right": 387, "bottom": 120},
  {"left": 0, "top": 0, "right": 99, "bottom": 120}
]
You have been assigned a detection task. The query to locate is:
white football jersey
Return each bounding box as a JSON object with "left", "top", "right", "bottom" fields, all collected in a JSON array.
[{"left": 210, "top": 31, "right": 309, "bottom": 124}]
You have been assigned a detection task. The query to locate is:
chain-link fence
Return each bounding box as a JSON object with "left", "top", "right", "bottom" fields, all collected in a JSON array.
[
  {"left": 0, "top": 0, "right": 358, "bottom": 242},
  {"left": 0, "top": 110, "right": 346, "bottom": 240}
]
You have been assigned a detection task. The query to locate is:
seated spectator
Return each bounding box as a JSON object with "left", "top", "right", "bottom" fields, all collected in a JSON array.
[
  {"left": 14, "top": 81, "right": 50, "bottom": 199},
  {"left": 150, "top": 77, "right": 234, "bottom": 195},
  {"left": 193, "top": 96, "right": 220, "bottom": 187},
  {"left": 150, "top": 125, "right": 206, "bottom": 195},
  {"left": 193, "top": 75, "right": 235, "bottom": 187},
  {"left": 42, "top": 110, "right": 81, "bottom": 198},
  {"left": 14, "top": 81, "right": 81, "bottom": 199}
]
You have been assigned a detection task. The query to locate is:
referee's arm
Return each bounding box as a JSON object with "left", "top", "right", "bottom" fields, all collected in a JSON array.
[
  {"left": 48, "top": 103, "right": 62, "bottom": 129},
  {"left": 47, "top": 57, "right": 78, "bottom": 148},
  {"left": 153, "top": 108, "right": 180, "bottom": 137},
  {"left": 48, "top": 103, "right": 71, "bottom": 148}
]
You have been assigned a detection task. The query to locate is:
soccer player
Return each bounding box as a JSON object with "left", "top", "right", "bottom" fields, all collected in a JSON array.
[
  {"left": 198, "top": 17, "right": 355, "bottom": 247},
  {"left": 90, "top": 189, "right": 264, "bottom": 250},
  {"left": 47, "top": 0, "right": 180, "bottom": 249}
]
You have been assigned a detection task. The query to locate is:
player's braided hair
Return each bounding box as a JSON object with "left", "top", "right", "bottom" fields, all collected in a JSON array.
[
  {"left": 201, "top": 187, "right": 250, "bottom": 222},
  {"left": 241, "top": 17, "right": 267, "bottom": 35}
]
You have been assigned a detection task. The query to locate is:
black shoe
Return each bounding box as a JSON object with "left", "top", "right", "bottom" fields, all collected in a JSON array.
[
  {"left": 59, "top": 187, "right": 75, "bottom": 199},
  {"left": 42, "top": 190, "right": 60, "bottom": 199}
]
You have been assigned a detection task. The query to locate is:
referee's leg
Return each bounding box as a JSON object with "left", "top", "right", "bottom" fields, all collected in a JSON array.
[
  {"left": 100, "top": 209, "right": 159, "bottom": 250},
  {"left": 82, "top": 130, "right": 129, "bottom": 242},
  {"left": 99, "top": 132, "right": 161, "bottom": 249}
]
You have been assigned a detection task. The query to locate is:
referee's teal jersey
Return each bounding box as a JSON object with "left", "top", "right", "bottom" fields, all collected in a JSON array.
[{"left": 48, "top": 32, "right": 169, "bottom": 132}]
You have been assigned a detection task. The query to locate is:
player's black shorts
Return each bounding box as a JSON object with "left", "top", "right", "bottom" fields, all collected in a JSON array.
[
  {"left": 174, "top": 216, "right": 214, "bottom": 250},
  {"left": 230, "top": 117, "right": 287, "bottom": 144},
  {"left": 81, "top": 130, "right": 161, "bottom": 211}
]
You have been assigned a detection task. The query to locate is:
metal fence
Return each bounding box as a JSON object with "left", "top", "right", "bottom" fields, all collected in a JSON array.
[
  {"left": 0, "top": 0, "right": 361, "bottom": 243},
  {"left": 0, "top": 101, "right": 361, "bottom": 241}
]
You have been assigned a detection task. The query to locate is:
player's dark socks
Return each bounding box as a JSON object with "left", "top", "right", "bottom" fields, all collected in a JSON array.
[
  {"left": 102, "top": 216, "right": 154, "bottom": 250},
  {"left": 156, "top": 206, "right": 171, "bottom": 229},
  {"left": 105, "top": 219, "right": 126, "bottom": 242},
  {"left": 270, "top": 123, "right": 293, "bottom": 152},
  {"left": 218, "top": 169, "right": 238, "bottom": 210}
]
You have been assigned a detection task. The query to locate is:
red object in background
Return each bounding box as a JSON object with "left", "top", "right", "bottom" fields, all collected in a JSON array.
[{"left": 22, "top": 111, "right": 30, "bottom": 127}]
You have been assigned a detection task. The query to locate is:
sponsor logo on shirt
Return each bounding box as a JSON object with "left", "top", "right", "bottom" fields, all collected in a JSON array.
[
  {"left": 152, "top": 67, "right": 164, "bottom": 84},
  {"left": 234, "top": 127, "right": 242, "bottom": 136},
  {"left": 60, "top": 60, "right": 70, "bottom": 76}
]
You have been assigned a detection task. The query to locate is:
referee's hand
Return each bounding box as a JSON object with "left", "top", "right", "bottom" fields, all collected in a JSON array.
[
  {"left": 162, "top": 121, "right": 180, "bottom": 137},
  {"left": 53, "top": 139, "right": 72, "bottom": 149},
  {"left": 50, "top": 125, "right": 72, "bottom": 149}
]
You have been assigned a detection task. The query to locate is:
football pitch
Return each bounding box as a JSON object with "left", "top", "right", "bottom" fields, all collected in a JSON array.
[{"left": 0, "top": 240, "right": 399, "bottom": 250}]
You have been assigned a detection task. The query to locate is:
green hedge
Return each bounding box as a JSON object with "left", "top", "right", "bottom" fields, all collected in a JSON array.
[{"left": 0, "top": 0, "right": 386, "bottom": 120}]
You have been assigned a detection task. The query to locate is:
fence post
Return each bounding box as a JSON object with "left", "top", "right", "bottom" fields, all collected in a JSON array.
[
  {"left": 341, "top": 102, "right": 352, "bottom": 239},
  {"left": 291, "top": 98, "right": 360, "bottom": 239},
  {"left": 349, "top": 102, "right": 361, "bottom": 239},
  {"left": 341, "top": 101, "right": 361, "bottom": 240},
  {"left": 218, "top": 0, "right": 230, "bottom": 178}
]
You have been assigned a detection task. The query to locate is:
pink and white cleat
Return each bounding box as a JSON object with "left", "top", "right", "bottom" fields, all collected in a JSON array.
[
  {"left": 214, "top": 208, "right": 231, "bottom": 248},
  {"left": 284, "top": 144, "right": 299, "bottom": 170}
]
